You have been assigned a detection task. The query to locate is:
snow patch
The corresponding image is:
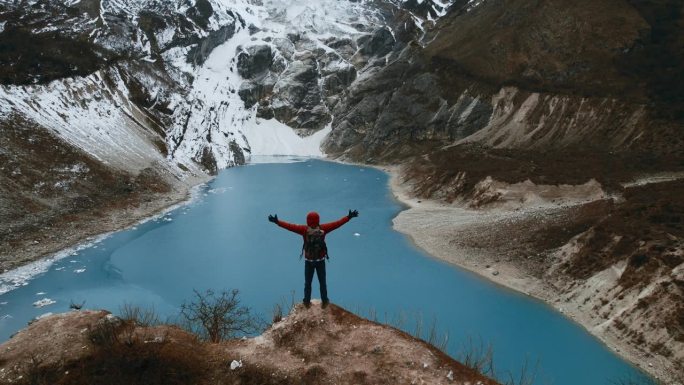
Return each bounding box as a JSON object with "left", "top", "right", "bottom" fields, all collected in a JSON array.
[
  {"left": 243, "top": 119, "right": 330, "bottom": 156},
  {"left": 0, "top": 70, "right": 169, "bottom": 172}
]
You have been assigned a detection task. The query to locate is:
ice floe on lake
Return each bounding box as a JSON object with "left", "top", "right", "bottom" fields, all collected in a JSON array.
[{"left": 33, "top": 298, "right": 56, "bottom": 308}]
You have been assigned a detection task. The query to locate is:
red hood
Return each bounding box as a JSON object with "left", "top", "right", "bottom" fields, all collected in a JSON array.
[{"left": 306, "top": 212, "right": 320, "bottom": 227}]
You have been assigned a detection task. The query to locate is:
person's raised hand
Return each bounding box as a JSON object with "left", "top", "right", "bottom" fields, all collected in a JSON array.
[
  {"left": 268, "top": 214, "right": 278, "bottom": 223},
  {"left": 347, "top": 209, "right": 359, "bottom": 219}
]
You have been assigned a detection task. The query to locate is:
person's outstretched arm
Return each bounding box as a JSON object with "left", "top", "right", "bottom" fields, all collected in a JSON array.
[
  {"left": 268, "top": 214, "right": 307, "bottom": 235},
  {"left": 320, "top": 210, "right": 358, "bottom": 233}
]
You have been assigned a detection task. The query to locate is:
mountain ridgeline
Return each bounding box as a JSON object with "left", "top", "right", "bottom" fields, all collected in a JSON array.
[{"left": 0, "top": 0, "right": 683, "bottom": 381}]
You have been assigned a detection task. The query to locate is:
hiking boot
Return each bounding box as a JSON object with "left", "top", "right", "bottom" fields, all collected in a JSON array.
[
  {"left": 303, "top": 301, "right": 311, "bottom": 308},
  {"left": 322, "top": 300, "right": 329, "bottom": 308}
]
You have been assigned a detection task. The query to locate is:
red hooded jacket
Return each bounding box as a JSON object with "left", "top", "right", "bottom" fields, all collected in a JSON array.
[{"left": 276, "top": 212, "right": 350, "bottom": 261}]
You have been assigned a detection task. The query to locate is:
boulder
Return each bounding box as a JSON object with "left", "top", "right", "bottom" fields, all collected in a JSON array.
[
  {"left": 324, "top": 37, "right": 357, "bottom": 59},
  {"left": 236, "top": 45, "right": 273, "bottom": 79},
  {"left": 358, "top": 27, "right": 395, "bottom": 57},
  {"left": 272, "top": 37, "right": 295, "bottom": 59},
  {"left": 238, "top": 73, "right": 277, "bottom": 108},
  {"left": 322, "top": 66, "right": 356, "bottom": 97}
]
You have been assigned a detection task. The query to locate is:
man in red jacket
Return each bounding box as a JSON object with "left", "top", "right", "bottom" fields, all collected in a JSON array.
[{"left": 268, "top": 210, "right": 359, "bottom": 307}]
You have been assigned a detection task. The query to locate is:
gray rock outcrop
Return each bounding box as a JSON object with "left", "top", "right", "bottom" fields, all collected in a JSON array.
[{"left": 237, "top": 45, "right": 274, "bottom": 79}]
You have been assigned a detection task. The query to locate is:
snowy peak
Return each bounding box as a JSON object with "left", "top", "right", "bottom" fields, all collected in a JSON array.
[
  {"left": 165, "top": 0, "right": 396, "bottom": 170},
  {"left": 0, "top": 0, "right": 437, "bottom": 175}
]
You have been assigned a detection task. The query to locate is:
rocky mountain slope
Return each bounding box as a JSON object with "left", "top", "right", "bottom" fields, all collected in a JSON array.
[
  {"left": 325, "top": 0, "right": 684, "bottom": 160},
  {"left": 0, "top": 303, "right": 498, "bottom": 385},
  {"left": 319, "top": 0, "right": 684, "bottom": 381}
]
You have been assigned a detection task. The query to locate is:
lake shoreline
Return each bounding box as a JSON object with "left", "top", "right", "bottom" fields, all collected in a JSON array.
[
  {"left": 0, "top": 174, "right": 210, "bottom": 283},
  {"left": 382, "top": 163, "right": 675, "bottom": 384}
]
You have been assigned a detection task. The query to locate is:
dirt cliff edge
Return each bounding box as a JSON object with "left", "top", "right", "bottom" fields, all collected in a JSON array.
[{"left": 0, "top": 302, "right": 498, "bottom": 385}]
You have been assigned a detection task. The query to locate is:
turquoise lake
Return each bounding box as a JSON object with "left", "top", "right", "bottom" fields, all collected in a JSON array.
[{"left": 0, "top": 159, "right": 650, "bottom": 384}]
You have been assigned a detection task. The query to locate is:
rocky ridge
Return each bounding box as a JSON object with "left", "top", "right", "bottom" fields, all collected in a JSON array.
[{"left": 0, "top": 303, "right": 498, "bottom": 385}]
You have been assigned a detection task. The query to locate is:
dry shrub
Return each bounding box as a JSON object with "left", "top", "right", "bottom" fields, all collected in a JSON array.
[
  {"left": 180, "top": 289, "right": 263, "bottom": 343},
  {"left": 119, "top": 303, "right": 161, "bottom": 327}
]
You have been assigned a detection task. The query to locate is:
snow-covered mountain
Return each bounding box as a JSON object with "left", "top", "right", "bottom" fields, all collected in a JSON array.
[
  {"left": 0, "top": 0, "right": 439, "bottom": 175},
  {"left": 0, "top": 0, "right": 441, "bottom": 271}
]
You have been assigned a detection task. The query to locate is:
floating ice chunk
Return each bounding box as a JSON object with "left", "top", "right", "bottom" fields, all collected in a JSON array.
[
  {"left": 353, "top": 233, "right": 361, "bottom": 237},
  {"left": 74, "top": 269, "right": 86, "bottom": 274},
  {"left": 230, "top": 360, "right": 243, "bottom": 370},
  {"left": 36, "top": 292, "right": 46, "bottom": 296},
  {"left": 55, "top": 267, "right": 65, "bottom": 271},
  {"left": 33, "top": 298, "right": 56, "bottom": 308},
  {"left": 207, "top": 188, "right": 227, "bottom": 194}
]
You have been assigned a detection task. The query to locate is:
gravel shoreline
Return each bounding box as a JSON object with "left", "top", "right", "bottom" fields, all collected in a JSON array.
[{"left": 384, "top": 164, "right": 678, "bottom": 384}]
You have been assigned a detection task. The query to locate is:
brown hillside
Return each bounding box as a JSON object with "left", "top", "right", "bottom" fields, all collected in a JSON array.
[{"left": 0, "top": 303, "right": 499, "bottom": 385}]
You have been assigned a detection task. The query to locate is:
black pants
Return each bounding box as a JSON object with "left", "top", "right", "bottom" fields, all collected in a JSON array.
[{"left": 304, "top": 259, "right": 328, "bottom": 303}]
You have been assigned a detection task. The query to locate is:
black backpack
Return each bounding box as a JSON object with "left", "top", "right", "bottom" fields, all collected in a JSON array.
[{"left": 302, "top": 226, "right": 328, "bottom": 260}]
